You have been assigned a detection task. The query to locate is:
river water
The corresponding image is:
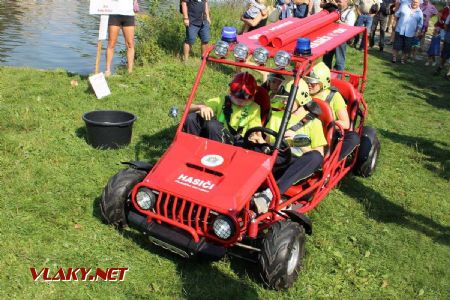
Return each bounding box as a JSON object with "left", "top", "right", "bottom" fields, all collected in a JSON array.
[{"left": 0, "top": 0, "right": 152, "bottom": 75}]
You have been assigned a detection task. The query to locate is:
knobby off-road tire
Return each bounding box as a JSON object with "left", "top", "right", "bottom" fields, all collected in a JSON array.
[
  {"left": 258, "top": 220, "right": 306, "bottom": 290},
  {"left": 355, "top": 130, "right": 381, "bottom": 177},
  {"left": 100, "top": 168, "right": 147, "bottom": 228}
]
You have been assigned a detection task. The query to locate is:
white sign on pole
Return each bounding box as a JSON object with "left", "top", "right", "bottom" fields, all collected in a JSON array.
[
  {"left": 98, "top": 15, "right": 109, "bottom": 40},
  {"left": 89, "top": 73, "right": 111, "bottom": 99},
  {"left": 89, "top": 0, "right": 134, "bottom": 16}
]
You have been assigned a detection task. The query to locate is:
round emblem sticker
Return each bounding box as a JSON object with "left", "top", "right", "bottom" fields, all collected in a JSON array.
[{"left": 201, "top": 154, "right": 224, "bottom": 167}]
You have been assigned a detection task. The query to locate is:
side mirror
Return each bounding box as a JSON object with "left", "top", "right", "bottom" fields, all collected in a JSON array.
[{"left": 292, "top": 134, "right": 311, "bottom": 148}]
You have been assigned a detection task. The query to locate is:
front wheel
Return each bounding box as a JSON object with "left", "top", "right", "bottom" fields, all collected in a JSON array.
[
  {"left": 258, "top": 220, "right": 306, "bottom": 290},
  {"left": 100, "top": 168, "right": 147, "bottom": 228}
]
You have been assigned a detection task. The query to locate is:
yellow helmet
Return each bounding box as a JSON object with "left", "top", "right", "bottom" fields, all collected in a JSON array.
[
  {"left": 305, "top": 62, "right": 331, "bottom": 90},
  {"left": 285, "top": 79, "right": 312, "bottom": 106}
]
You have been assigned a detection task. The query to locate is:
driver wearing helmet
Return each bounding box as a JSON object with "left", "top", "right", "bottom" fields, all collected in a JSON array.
[
  {"left": 253, "top": 79, "right": 327, "bottom": 213},
  {"left": 184, "top": 72, "right": 262, "bottom": 145},
  {"left": 305, "top": 62, "right": 360, "bottom": 160}
]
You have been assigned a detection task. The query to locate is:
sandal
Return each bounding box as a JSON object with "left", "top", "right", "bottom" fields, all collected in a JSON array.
[
  {"left": 391, "top": 57, "right": 397, "bottom": 63},
  {"left": 104, "top": 70, "right": 111, "bottom": 78}
]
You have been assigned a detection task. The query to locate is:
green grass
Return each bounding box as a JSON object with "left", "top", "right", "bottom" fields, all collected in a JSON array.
[{"left": 1, "top": 5, "right": 450, "bottom": 300}]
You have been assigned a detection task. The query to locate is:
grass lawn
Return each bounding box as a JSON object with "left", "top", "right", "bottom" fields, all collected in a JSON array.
[{"left": 1, "top": 14, "right": 450, "bottom": 300}]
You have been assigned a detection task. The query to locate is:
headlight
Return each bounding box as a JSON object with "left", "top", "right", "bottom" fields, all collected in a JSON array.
[
  {"left": 136, "top": 188, "right": 156, "bottom": 210},
  {"left": 214, "top": 40, "right": 229, "bottom": 58},
  {"left": 233, "top": 43, "right": 249, "bottom": 61},
  {"left": 252, "top": 47, "right": 269, "bottom": 65},
  {"left": 213, "top": 216, "right": 235, "bottom": 240},
  {"left": 274, "top": 50, "right": 291, "bottom": 69}
]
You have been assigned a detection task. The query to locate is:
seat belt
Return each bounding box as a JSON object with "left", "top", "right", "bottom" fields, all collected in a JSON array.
[
  {"left": 222, "top": 96, "right": 244, "bottom": 138},
  {"left": 287, "top": 112, "right": 316, "bottom": 132},
  {"left": 325, "top": 86, "right": 338, "bottom": 104}
]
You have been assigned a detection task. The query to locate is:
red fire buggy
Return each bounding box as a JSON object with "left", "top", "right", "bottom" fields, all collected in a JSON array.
[{"left": 101, "top": 10, "right": 380, "bottom": 290}]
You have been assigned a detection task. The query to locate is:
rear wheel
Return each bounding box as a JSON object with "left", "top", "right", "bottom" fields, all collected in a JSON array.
[
  {"left": 355, "top": 127, "right": 381, "bottom": 177},
  {"left": 100, "top": 168, "right": 147, "bottom": 228},
  {"left": 258, "top": 220, "right": 306, "bottom": 290}
]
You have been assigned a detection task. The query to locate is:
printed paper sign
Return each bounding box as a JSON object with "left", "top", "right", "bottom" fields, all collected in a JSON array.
[
  {"left": 89, "top": 0, "right": 134, "bottom": 16},
  {"left": 89, "top": 73, "right": 111, "bottom": 99},
  {"left": 98, "top": 15, "right": 109, "bottom": 40}
]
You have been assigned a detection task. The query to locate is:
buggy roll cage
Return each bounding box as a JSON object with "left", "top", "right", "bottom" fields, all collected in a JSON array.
[{"left": 176, "top": 10, "right": 368, "bottom": 153}]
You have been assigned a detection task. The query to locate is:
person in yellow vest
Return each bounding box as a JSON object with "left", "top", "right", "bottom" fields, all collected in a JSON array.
[
  {"left": 305, "top": 62, "right": 360, "bottom": 160},
  {"left": 253, "top": 79, "right": 327, "bottom": 213},
  {"left": 261, "top": 73, "right": 288, "bottom": 111},
  {"left": 306, "top": 62, "right": 349, "bottom": 129},
  {"left": 183, "top": 72, "right": 262, "bottom": 145}
]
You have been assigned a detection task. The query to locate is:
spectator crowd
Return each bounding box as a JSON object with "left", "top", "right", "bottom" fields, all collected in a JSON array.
[{"left": 180, "top": 0, "right": 450, "bottom": 80}]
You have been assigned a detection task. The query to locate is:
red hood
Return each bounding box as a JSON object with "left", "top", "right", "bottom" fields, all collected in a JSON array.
[{"left": 141, "top": 132, "right": 275, "bottom": 214}]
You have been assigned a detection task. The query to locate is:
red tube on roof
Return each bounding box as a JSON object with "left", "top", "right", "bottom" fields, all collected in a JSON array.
[
  {"left": 271, "top": 11, "right": 340, "bottom": 48},
  {"left": 258, "top": 10, "right": 330, "bottom": 46}
]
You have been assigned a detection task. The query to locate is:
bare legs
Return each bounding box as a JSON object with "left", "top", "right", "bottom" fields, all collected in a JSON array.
[
  {"left": 105, "top": 25, "right": 119, "bottom": 77},
  {"left": 105, "top": 25, "right": 135, "bottom": 77},
  {"left": 123, "top": 25, "right": 135, "bottom": 73},
  {"left": 183, "top": 42, "right": 208, "bottom": 61},
  {"left": 183, "top": 42, "right": 190, "bottom": 61}
]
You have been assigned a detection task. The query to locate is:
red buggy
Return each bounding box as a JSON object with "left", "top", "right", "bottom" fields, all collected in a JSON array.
[{"left": 101, "top": 10, "right": 380, "bottom": 290}]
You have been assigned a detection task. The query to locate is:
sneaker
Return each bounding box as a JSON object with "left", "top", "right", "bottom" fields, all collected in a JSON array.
[
  {"left": 252, "top": 189, "right": 273, "bottom": 214},
  {"left": 432, "top": 62, "right": 437, "bottom": 67},
  {"left": 425, "top": 61, "right": 430, "bottom": 66}
]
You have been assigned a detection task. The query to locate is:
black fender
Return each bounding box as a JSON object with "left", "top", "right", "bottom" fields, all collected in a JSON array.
[
  {"left": 357, "top": 126, "right": 377, "bottom": 163},
  {"left": 121, "top": 161, "right": 153, "bottom": 172},
  {"left": 282, "top": 210, "right": 312, "bottom": 235}
]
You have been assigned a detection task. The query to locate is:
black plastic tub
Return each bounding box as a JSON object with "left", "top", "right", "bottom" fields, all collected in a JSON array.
[{"left": 82, "top": 110, "right": 137, "bottom": 149}]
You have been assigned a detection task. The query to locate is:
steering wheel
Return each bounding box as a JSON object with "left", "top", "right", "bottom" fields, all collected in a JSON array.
[{"left": 243, "top": 127, "right": 292, "bottom": 164}]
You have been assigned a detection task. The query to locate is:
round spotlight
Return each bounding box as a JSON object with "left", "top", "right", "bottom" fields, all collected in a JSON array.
[
  {"left": 136, "top": 188, "right": 156, "bottom": 210},
  {"left": 274, "top": 50, "right": 291, "bottom": 69},
  {"left": 214, "top": 40, "right": 229, "bottom": 58},
  {"left": 252, "top": 47, "right": 270, "bottom": 65},
  {"left": 233, "top": 43, "right": 249, "bottom": 62},
  {"left": 212, "top": 216, "right": 235, "bottom": 240}
]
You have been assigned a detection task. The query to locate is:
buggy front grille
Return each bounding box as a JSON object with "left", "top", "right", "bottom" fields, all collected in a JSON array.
[{"left": 152, "top": 191, "right": 212, "bottom": 237}]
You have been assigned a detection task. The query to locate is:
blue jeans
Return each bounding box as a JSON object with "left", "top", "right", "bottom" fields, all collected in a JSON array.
[
  {"left": 354, "top": 14, "right": 373, "bottom": 49},
  {"left": 323, "top": 43, "right": 347, "bottom": 71}
]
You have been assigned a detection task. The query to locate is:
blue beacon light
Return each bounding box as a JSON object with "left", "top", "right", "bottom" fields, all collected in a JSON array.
[
  {"left": 221, "top": 27, "right": 237, "bottom": 43},
  {"left": 294, "top": 38, "right": 312, "bottom": 56}
]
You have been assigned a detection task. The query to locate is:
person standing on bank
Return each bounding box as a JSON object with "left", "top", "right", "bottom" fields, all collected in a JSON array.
[
  {"left": 353, "top": 0, "right": 380, "bottom": 50},
  {"left": 369, "top": 0, "right": 394, "bottom": 52},
  {"left": 105, "top": 0, "right": 140, "bottom": 78},
  {"left": 391, "top": 0, "right": 423, "bottom": 64},
  {"left": 181, "top": 0, "right": 211, "bottom": 61},
  {"left": 323, "top": 0, "right": 356, "bottom": 72}
]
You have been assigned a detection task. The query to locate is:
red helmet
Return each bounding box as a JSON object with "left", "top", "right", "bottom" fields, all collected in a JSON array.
[{"left": 229, "top": 72, "right": 257, "bottom": 100}]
